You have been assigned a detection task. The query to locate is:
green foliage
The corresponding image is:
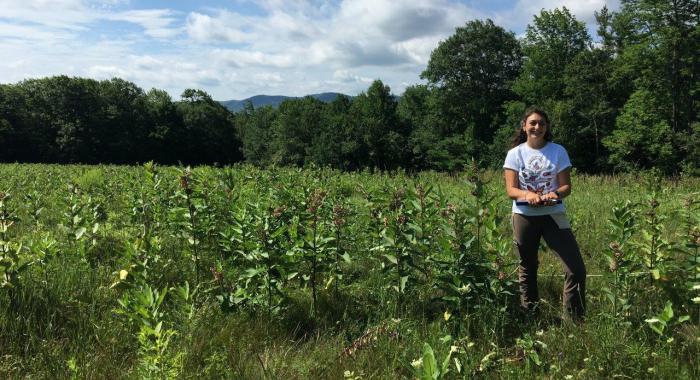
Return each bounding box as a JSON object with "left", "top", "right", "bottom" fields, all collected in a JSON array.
[
  {"left": 217, "top": 198, "right": 293, "bottom": 318},
  {"left": 116, "top": 284, "right": 184, "bottom": 379},
  {"left": 561, "top": 48, "right": 617, "bottom": 171},
  {"left": 329, "top": 200, "right": 352, "bottom": 297},
  {"left": 0, "top": 164, "right": 697, "bottom": 378},
  {"left": 59, "top": 184, "right": 105, "bottom": 260},
  {"left": 515, "top": 333, "right": 548, "bottom": 368},
  {"left": 73, "top": 168, "right": 105, "bottom": 192},
  {"left": 645, "top": 301, "right": 690, "bottom": 340},
  {"left": 373, "top": 186, "right": 413, "bottom": 315},
  {"left": 298, "top": 188, "right": 334, "bottom": 316},
  {"left": 311, "top": 95, "right": 353, "bottom": 169},
  {"left": 349, "top": 80, "right": 406, "bottom": 170},
  {"left": 0, "top": 192, "right": 36, "bottom": 298},
  {"left": 604, "top": 89, "right": 676, "bottom": 172},
  {"left": 0, "top": 76, "right": 243, "bottom": 165},
  {"left": 413, "top": 341, "right": 454, "bottom": 380},
  {"left": 679, "top": 122, "right": 700, "bottom": 176},
  {"left": 614, "top": 0, "right": 699, "bottom": 134},
  {"left": 604, "top": 200, "right": 639, "bottom": 318},
  {"left": 176, "top": 89, "right": 243, "bottom": 165},
  {"left": 421, "top": 19, "right": 521, "bottom": 165},
  {"left": 1, "top": 3, "right": 700, "bottom": 374},
  {"left": 514, "top": 7, "right": 591, "bottom": 105},
  {"left": 271, "top": 97, "right": 325, "bottom": 166},
  {"left": 638, "top": 191, "right": 672, "bottom": 283}
]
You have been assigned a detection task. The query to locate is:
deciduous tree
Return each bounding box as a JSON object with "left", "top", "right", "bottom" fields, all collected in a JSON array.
[{"left": 422, "top": 19, "right": 522, "bottom": 163}]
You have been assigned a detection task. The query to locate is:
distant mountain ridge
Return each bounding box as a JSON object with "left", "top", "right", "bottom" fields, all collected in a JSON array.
[{"left": 219, "top": 92, "right": 348, "bottom": 112}]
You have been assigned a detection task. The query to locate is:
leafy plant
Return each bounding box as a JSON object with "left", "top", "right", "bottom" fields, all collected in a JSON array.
[
  {"left": 603, "top": 200, "right": 638, "bottom": 319},
  {"left": 176, "top": 167, "right": 202, "bottom": 285},
  {"left": 116, "top": 284, "right": 183, "bottom": 379},
  {"left": 645, "top": 301, "right": 690, "bottom": 341},
  {"left": 299, "top": 188, "right": 334, "bottom": 316},
  {"left": 0, "top": 191, "right": 36, "bottom": 305},
  {"left": 23, "top": 190, "right": 45, "bottom": 228},
  {"left": 373, "top": 186, "right": 413, "bottom": 316},
  {"left": 678, "top": 193, "right": 700, "bottom": 323},
  {"left": 638, "top": 192, "right": 671, "bottom": 284},
  {"left": 412, "top": 341, "right": 455, "bottom": 380},
  {"left": 242, "top": 202, "right": 291, "bottom": 318},
  {"left": 330, "top": 201, "right": 352, "bottom": 297},
  {"left": 515, "top": 333, "right": 547, "bottom": 369}
]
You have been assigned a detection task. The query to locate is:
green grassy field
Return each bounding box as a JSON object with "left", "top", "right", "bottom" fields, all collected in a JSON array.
[{"left": 0, "top": 163, "right": 697, "bottom": 379}]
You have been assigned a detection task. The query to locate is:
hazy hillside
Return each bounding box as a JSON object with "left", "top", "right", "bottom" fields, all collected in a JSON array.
[{"left": 220, "top": 92, "right": 348, "bottom": 112}]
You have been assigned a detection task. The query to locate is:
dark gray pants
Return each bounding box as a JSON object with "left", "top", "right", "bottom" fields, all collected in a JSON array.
[{"left": 512, "top": 213, "right": 586, "bottom": 318}]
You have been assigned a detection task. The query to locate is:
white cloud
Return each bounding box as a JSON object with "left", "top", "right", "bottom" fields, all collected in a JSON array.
[
  {"left": 183, "top": 0, "right": 472, "bottom": 71},
  {"left": 325, "top": 0, "right": 472, "bottom": 66},
  {"left": 0, "top": 0, "right": 625, "bottom": 100},
  {"left": 130, "top": 55, "right": 164, "bottom": 70},
  {"left": 336, "top": 0, "right": 469, "bottom": 42},
  {"left": 185, "top": 12, "right": 251, "bottom": 43},
  {"left": 0, "top": 21, "right": 76, "bottom": 41},
  {"left": 86, "top": 54, "right": 228, "bottom": 97},
  {"left": 0, "top": 0, "right": 183, "bottom": 40},
  {"left": 109, "top": 9, "right": 182, "bottom": 38},
  {"left": 87, "top": 64, "right": 128, "bottom": 78},
  {"left": 211, "top": 49, "right": 295, "bottom": 68},
  {"left": 0, "top": 0, "right": 95, "bottom": 30},
  {"left": 332, "top": 70, "right": 373, "bottom": 84},
  {"left": 253, "top": 72, "right": 283, "bottom": 82},
  {"left": 391, "top": 36, "right": 445, "bottom": 65}
]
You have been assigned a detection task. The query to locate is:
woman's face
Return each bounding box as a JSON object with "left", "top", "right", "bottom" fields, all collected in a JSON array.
[{"left": 522, "top": 112, "right": 547, "bottom": 143}]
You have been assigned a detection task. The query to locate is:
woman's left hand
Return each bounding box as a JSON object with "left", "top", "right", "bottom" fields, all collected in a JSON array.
[{"left": 541, "top": 191, "right": 559, "bottom": 205}]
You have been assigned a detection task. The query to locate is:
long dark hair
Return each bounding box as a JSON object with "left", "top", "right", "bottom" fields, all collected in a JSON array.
[{"left": 510, "top": 106, "right": 553, "bottom": 148}]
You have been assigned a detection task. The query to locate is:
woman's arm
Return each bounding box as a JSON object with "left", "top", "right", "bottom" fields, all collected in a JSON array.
[
  {"left": 504, "top": 169, "right": 542, "bottom": 205},
  {"left": 542, "top": 168, "right": 572, "bottom": 201}
]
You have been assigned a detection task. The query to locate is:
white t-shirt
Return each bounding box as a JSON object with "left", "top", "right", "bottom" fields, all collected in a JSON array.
[{"left": 503, "top": 142, "right": 572, "bottom": 216}]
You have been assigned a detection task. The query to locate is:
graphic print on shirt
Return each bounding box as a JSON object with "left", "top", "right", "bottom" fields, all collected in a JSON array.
[{"left": 519, "top": 155, "right": 555, "bottom": 194}]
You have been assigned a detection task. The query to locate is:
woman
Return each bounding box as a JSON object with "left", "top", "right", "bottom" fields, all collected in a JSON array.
[{"left": 503, "top": 107, "right": 586, "bottom": 320}]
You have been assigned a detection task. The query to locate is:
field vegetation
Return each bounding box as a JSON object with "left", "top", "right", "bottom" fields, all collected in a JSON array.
[{"left": 0, "top": 163, "right": 697, "bottom": 379}]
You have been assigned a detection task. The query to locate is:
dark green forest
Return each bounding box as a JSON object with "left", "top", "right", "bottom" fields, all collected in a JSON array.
[{"left": 0, "top": 3, "right": 698, "bottom": 174}]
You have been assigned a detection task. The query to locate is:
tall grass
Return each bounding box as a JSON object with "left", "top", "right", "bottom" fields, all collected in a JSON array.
[{"left": 0, "top": 163, "right": 697, "bottom": 379}]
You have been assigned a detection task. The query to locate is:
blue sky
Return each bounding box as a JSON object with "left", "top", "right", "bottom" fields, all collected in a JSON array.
[{"left": 0, "top": 0, "right": 620, "bottom": 100}]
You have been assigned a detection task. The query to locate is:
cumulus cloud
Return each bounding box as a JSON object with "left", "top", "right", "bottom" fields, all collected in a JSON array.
[
  {"left": 186, "top": 12, "right": 251, "bottom": 43},
  {"left": 1, "top": 0, "right": 624, "bottom": 99},
  {"left": 320, "top": 0, "right": 472, "bottom": 67},
  {"left": 335, "top": 0, "right": 469, "bottom": 42},
  {"left": 181, "top": 0, "right": 473, "bottom": 71},
  {"left": 185, "top": 7, "right": 320, "bottom": 45},
  {"left": 85, "top": 54, "right": 227, "bottom": 98}
]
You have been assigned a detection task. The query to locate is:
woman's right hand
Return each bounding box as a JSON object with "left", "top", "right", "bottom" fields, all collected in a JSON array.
[{"left": 525, "top": 191, "right": 542, "bottom": 206}]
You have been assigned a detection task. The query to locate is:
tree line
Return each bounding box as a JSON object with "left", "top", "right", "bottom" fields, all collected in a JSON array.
[
  {"left": 0, "top": 77, "right": 242, "bottom": 165},
  {"left": 0, "top": 2, "right": 698, "bottom": 174}
]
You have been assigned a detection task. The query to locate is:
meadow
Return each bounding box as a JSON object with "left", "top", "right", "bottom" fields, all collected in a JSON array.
[{"left": 0, "top": 163, "right": 697, "bottom": 379}]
